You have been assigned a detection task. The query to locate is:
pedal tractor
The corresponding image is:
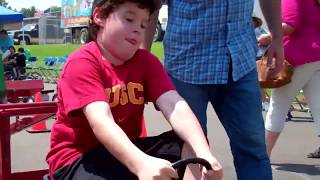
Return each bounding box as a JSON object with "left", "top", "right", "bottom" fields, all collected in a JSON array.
[{"left": 0, "top": 58, "right": 57, "bottom": 180}]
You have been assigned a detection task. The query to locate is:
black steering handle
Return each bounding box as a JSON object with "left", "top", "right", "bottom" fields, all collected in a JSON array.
[{"left": 171, "top": 157, "right": 212, "bottom": 170}]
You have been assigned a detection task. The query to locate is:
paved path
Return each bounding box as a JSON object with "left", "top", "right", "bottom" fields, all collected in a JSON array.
[
  {"left": 143, "top": 104, "right": 320, "bottom": 180},
  {"left": 10, "top": 83, "right": 320, "bottom": 179}
]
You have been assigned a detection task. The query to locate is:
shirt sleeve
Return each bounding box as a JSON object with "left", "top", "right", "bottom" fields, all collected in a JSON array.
[
  {"left": 282, "top": 0, "right": 301, "bottom": 29},
  {"left": 8, "top": 37, "right": 14, "bottom": 46},
  {"left": 142, "top": 52, "right": 175, "bottom": 103},
  {"left": 58, "top": 55, "right": 108, "bottom": 115}
]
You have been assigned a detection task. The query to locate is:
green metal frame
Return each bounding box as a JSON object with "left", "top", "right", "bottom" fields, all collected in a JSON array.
[{"left": 0, "top": 56, "right": 6, "bottom": 103}]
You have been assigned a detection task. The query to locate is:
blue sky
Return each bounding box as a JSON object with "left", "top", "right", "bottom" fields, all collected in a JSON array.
[{"left": 7, "top": 0, "right": 61, "bottom": 11}]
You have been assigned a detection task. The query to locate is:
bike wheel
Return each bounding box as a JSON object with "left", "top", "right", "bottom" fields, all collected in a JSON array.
[{"left": 29, "top": 72, "right": 43, "bottom": 80}]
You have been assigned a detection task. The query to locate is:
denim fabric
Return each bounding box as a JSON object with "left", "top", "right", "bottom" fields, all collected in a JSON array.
[
  {"left": 164, "top": 0, "right": 258, "bottom": 84},
  {"left": 170, "top": 69, "right": 272, "bottom": 180}
]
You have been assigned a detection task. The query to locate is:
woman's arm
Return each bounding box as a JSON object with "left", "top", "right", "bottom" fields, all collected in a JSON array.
[
  {"left": 83, "top": 101, "right": 178, "bottom": 179},
  {"left": 156, "top": 90, "right": 223, "bottom": 179}
]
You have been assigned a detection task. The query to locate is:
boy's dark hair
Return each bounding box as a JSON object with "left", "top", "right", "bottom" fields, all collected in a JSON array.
[
  {"left": 18, "top": 47, "right": 24, "bottom": 53},
  {"left": 8, "top": 46, "right": 15, "bottom": 51},
  {"left": 252, "top": 16, "right": 262, "bottom": 27},
  {"left": 88, "top": 0, "right": 156, "bottom": 42},
  {"left": 0, "top": 29, "right": 8, "bottom": 35}
]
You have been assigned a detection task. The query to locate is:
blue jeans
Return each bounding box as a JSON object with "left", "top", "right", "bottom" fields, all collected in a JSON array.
[{"left": 170, "top": 69, "right": 272, "bottom": 180}]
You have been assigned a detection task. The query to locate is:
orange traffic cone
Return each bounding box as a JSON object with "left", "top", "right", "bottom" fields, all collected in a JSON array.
[{"left": 26, "top": 92, "right": 51, "bottom": 133}]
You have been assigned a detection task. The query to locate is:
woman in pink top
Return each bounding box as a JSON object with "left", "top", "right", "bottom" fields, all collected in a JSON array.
[{"left": 259, "top": 0, "right": 320, "bottom": 158}]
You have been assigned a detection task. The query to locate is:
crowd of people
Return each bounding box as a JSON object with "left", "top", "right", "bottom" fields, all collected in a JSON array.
[
  {"left": 0, "top": 29, "right": 26, "bottom": 80},
  {"left": 251, "top": 0, "right": 320, "bottom": 159},
  {"left": 1, "top": 0, "right": 318, "bottom": 179},
  {"left": 260, "top": 0, "right": 320, "bottom": 159}
]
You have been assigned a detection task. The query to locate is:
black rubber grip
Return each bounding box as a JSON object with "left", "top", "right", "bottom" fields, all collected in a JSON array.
[
  {"left": 41, "top": 90, "right": 55, "bottom": 94},
  {"left": 171, "top": 158, "right": 212, "bottom": 170}
]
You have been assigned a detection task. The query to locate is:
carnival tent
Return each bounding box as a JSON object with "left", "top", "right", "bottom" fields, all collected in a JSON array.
[{"left": 0, "top": 6, "right": 24, "bottom": 23}]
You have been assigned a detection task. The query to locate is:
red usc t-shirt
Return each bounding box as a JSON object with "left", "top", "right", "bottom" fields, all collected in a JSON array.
[{"left": 46, "top": 41, "right": 175, "bottom": 175}]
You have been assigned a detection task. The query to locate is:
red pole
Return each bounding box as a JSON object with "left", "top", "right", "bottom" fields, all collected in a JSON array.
[
  {"left": 0, "top": 46, "right": 11, "bottom": 180},
  {"left": 0, "top": 115, "right": 11, "bottom": 180}
]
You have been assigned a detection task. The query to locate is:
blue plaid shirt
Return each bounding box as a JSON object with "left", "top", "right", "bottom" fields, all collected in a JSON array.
[{"left": 164, "top": 0, "right": 258, "bottom": 84}]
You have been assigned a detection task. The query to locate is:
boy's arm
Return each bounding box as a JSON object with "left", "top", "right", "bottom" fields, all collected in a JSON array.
[
  {"left": 140, "top": 0, "right": 162, "bottom": 50},
  {"left": 83, "top": 101, "right": 178, "bottom": 179},
  {"left": 156, "top": 90, "right": 223, "bottom": 177}
]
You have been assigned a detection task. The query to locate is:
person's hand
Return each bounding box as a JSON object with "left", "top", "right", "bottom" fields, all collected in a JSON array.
[
  {"left": 265, "top": 37, "right": 284, "bottom": 78},
  {"left": 257, "top": 34, "right": 272, "bottom": 46},
  {"left": 200, "top": 155, "right": 223, "bottom": 180},
  {"left": 136, "top": 155, "right": 179, "bottom": 180}
]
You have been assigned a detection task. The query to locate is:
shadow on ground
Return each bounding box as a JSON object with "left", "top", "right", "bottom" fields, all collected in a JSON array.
[
  {"left": 272, "top": 163, "right": 320, "bottom": 176},
  {"left": 286, "top": 117, "right": 314, "bottom": 123}
]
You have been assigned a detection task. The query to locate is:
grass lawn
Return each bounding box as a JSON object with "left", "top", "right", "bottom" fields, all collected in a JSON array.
[
  {"left": 17, "top": 42, "right": 164, "bottom": 66},
  {"left": 150, "top": 42, "right": 164, "bottom": 61}
]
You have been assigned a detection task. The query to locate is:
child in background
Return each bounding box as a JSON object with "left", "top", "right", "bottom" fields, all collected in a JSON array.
[
  {"left": 253, "top": 16, "right": 268, "bottom": 58},
  {"left": 8, "top": 46, "right": 17, "bottom": 60},
  {"left": 15, "top": 47, "right": 26, "bottom": 79},
  {"left": 46, "top": 0, "right": 223, "bottom": 179},
  {"left": 2, "top": 46, "right": 18, "bottom": 79}
]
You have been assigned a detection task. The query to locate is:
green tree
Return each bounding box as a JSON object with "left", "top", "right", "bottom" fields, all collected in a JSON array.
[
  {"left": 44, "top": 6, "right": 62, "bottom": 17},
  {"left": 0, "top": 0, "right": 8, "bottom": 8},
  {"left": 30, "top": 6, "right": 36, "bottom": 16},
  {"left": 20, "top": 6, "right": 36, "bottom": 18}
]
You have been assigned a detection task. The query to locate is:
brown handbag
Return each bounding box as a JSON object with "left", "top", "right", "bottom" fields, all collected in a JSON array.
[{"left": 256, "top": 56, "right": 294, "bottom": 88}]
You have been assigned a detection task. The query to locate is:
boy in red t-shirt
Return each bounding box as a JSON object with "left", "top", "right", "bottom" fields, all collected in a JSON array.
[{"left": 46, "top": 0, "right": 222, "bottom": 179}]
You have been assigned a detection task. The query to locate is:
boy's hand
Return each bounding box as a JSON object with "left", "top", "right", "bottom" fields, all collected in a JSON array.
[
  {"left": 136, "top": 155, "right": 179, "bottom": 180},
  {"left": 258, "top": 34, "right": 272, "bottom": 46},
  {"left": 200, "top": 155, "right": 223, "bottom": 180}
]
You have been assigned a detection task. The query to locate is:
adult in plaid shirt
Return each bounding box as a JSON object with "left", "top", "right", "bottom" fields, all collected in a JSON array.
[{"left": 145, "top": 0, "right": 284, "bottom": 179}]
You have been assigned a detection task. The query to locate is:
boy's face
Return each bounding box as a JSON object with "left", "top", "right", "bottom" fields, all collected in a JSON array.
[
  {"left": 9, "top": 48, "right": 15, "bottom": 53},
  {"left": 97, "top": 2, "right": 150, "bottom": 64},
  {"left": 252, "top": 20, "right": 258, "bottom": 28}
]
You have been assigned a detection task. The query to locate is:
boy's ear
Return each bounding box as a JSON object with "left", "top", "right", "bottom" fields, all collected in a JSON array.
[{"left": 92, "top": 8, "right": 105, "bottom": 27}]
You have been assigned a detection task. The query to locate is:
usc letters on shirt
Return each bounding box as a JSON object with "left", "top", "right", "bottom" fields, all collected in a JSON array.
[
  {"left": 105, "top": 82, "right": 144, "bottom": 107},
  {"left": 46, "top": 41, "right": 175, "bottom": 175}
]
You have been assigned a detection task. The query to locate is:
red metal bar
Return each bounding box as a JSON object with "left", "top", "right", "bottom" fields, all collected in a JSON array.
[
  {"left": 5, "top": 80, "right": 44, "bottom": 103},
  {"left": 0, "top": 115, "right": 11, "bottom": 180},
  {"left": 5, "top": 80, "right": 44, "bottom": 91},
  {"left": 0, "top": 102, "right": 57, "bottom": 116},
  {"left": 0, "top": 102, "right": 56, "bottom": 109},
  {"left": 1, "top": 106, "right": 57, "bottom": 116},
  {"left": 12, "top": 169, "right": 48, "bottom": 180},
  {"left": 0, "top": 102, "right": 57, "bottom": 180},
  {"left": 10, "top": 114, "right": 55, "bottom": 135}
]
